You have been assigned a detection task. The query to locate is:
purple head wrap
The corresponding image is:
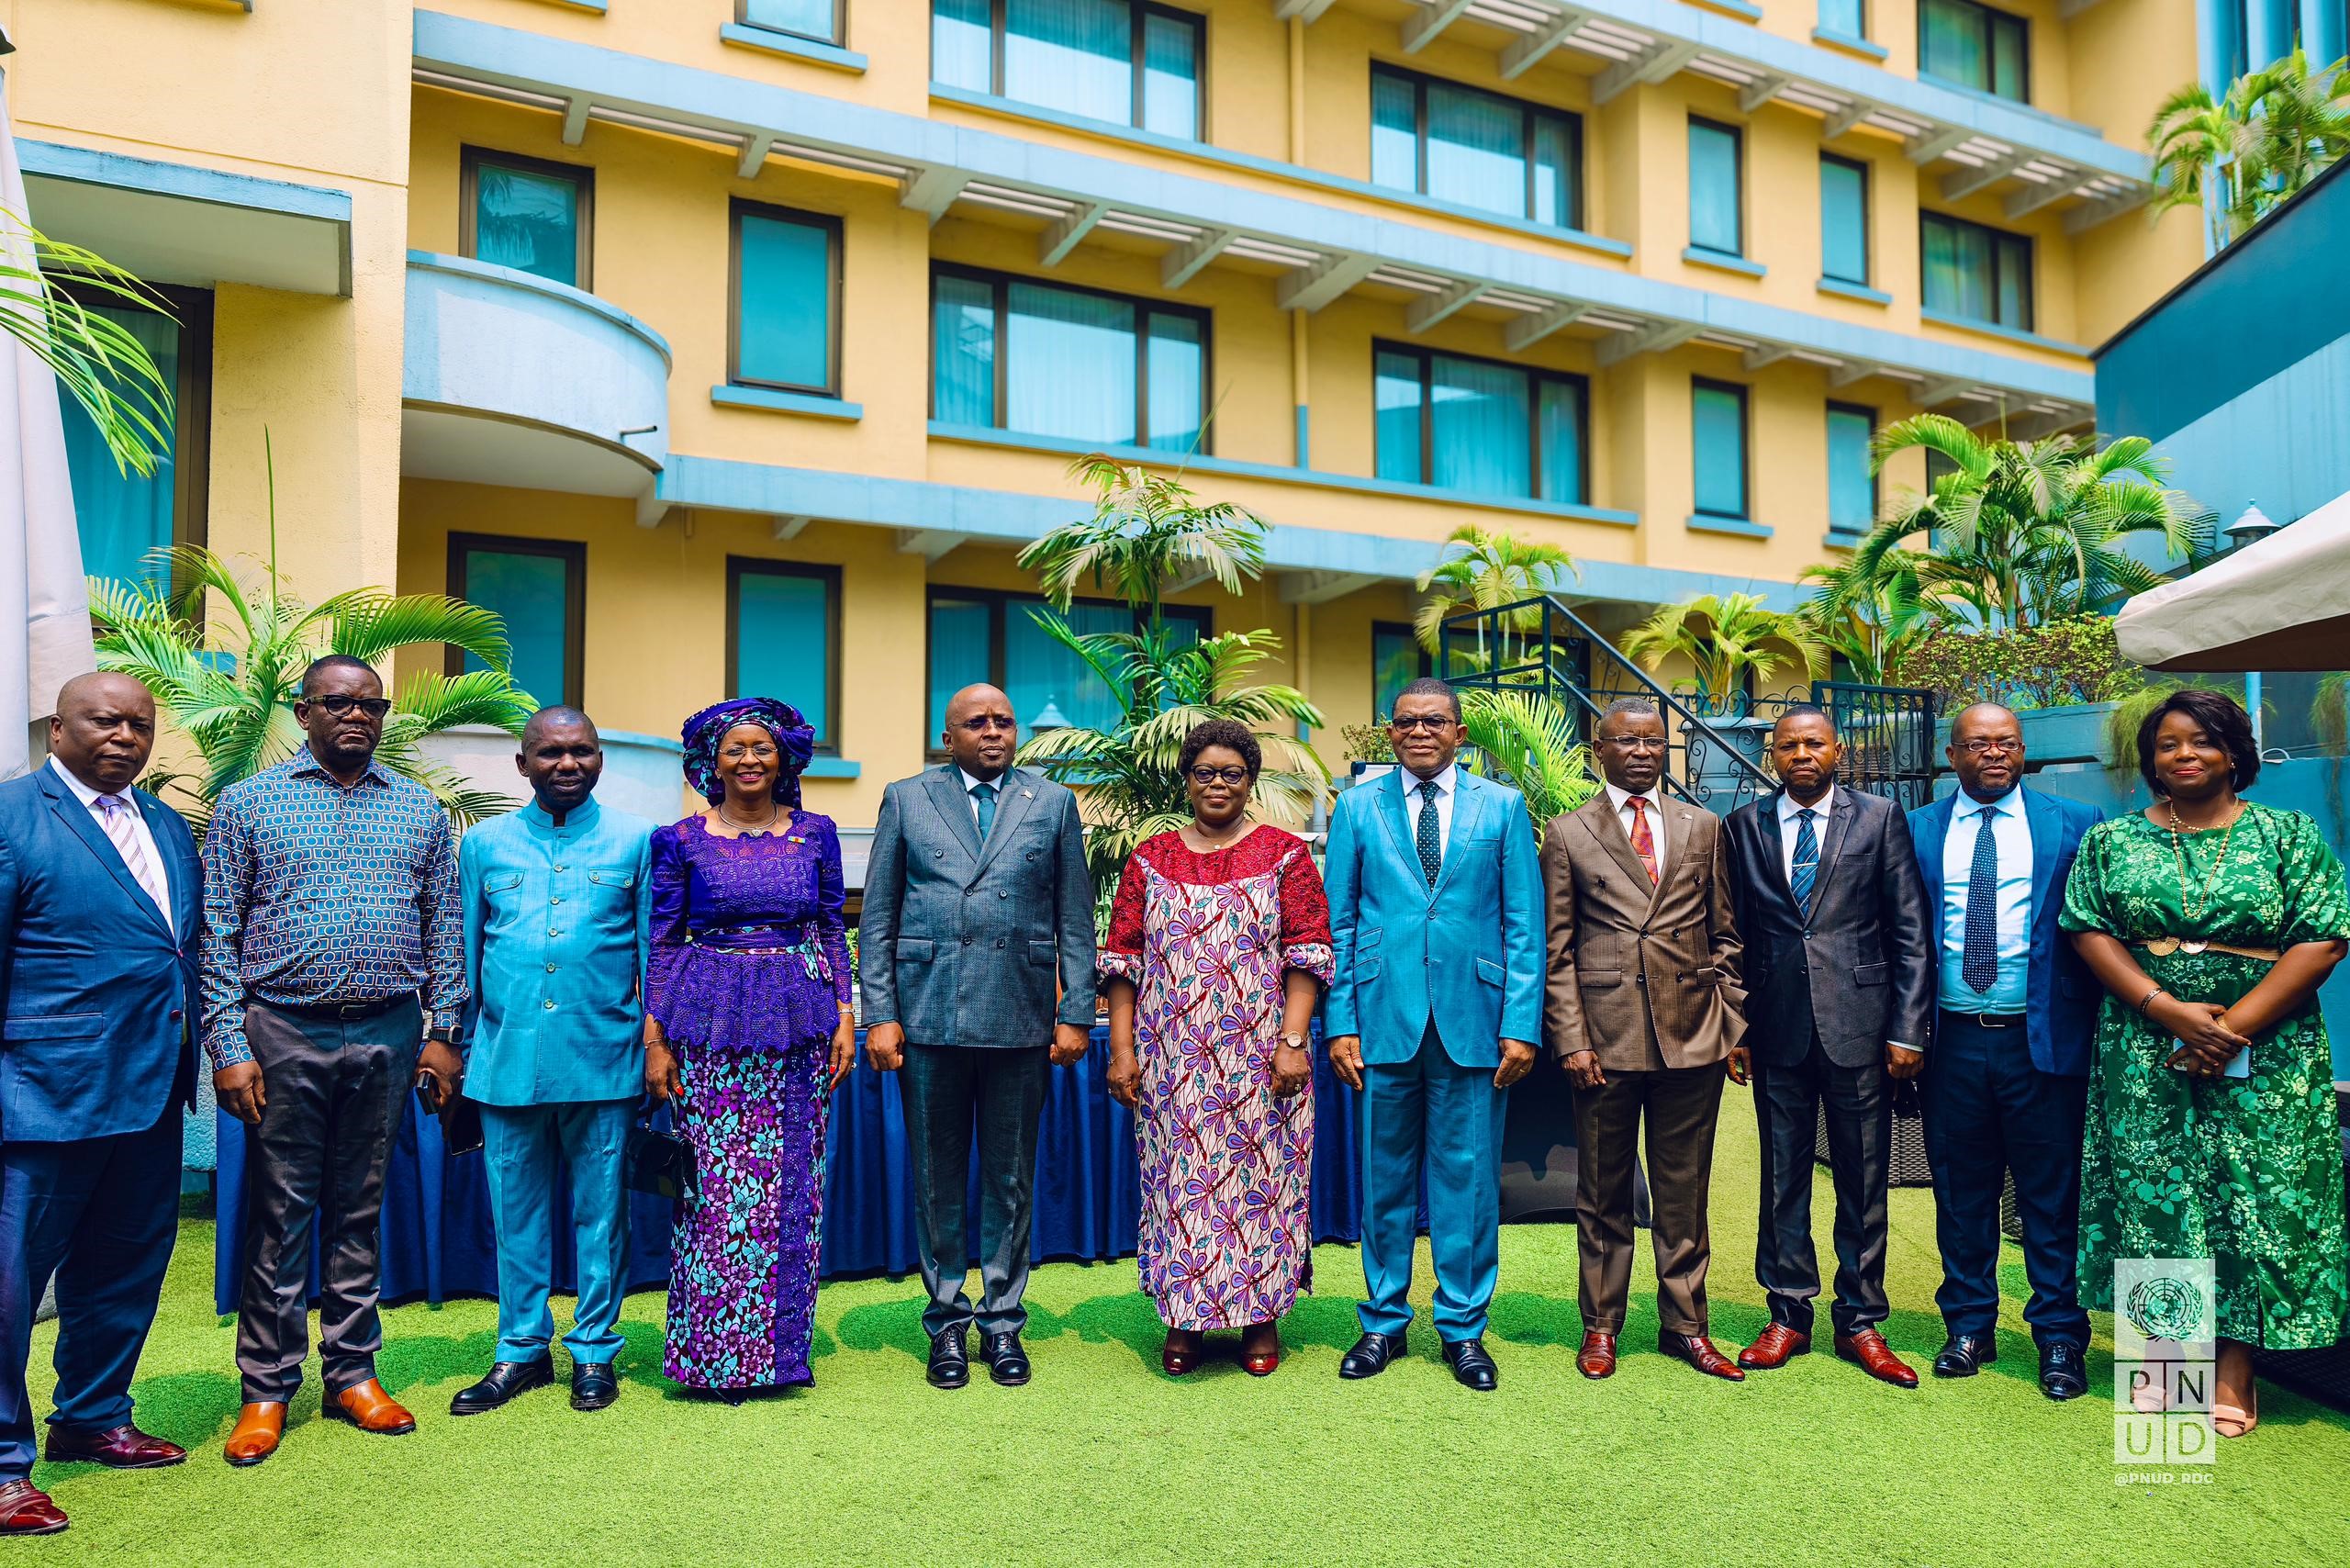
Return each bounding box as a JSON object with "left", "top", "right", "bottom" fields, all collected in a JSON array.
[{"left": 680, "top": 697, "right": 817, "bottom": 807}]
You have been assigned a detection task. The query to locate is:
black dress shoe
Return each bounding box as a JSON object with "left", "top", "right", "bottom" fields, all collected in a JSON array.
[
  {"left": 927, "top": 1328, "right": 970, "bottom": 1390},
  {"left": 1441, "top": 1338, "right": 1498, "bottom": 1392},
  {"left": 1338, "top": 1331, "right": 1406, "bottom": 1380},
  {"left": 570, "top": 1361, "right": 619, "bottom": 1411},
  {"left": 2040, "top": 1340, "right": 2087, "bottom": 1402},
  {"left": 449, "top": 1357, "right": 554, "bottom": 1416},
  {"left": 1930, "top": 1334, "right": 1999, "bottom": 1379},
  {"left": 981, "top": 1332, "right": 1030, "bottom": 1387}
]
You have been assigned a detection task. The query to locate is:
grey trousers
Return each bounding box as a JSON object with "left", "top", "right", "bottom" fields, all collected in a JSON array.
[
  {"left": 235, "top": 997, "right": 420, "bottom": 1403},
  {"left": 899, "top": 1044, "right": 1049, "bottom": 1340}
]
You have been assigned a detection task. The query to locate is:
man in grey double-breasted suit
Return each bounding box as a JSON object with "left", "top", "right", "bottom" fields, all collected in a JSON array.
[{"left": 860, "top": 684, "right": 1096, "bottom": 1391}]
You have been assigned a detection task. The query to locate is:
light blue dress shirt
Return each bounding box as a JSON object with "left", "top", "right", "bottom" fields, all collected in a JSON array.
[
  {"left": 459, "top": 797, "right": 655, "bottom": 1106},
  {"left": 1938, "top": 785, "right": 2033, "bottom": 1014}
]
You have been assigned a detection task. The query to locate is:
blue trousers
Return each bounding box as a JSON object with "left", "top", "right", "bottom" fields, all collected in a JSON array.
[
  {"left": 481, "top": 1100, "right": 632, "bottom": 1364},
  {"left": 1358, "top": 1023, "right": 1506, "bottom": 1341},
  {"left": 1919, "top": 1012, "right": 2090, "bottom": 1348},
  {"left": 0, "top": 1108, "right": 180, "bottom": 1481}
]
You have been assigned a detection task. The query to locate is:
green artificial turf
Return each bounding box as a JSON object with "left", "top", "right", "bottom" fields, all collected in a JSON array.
[{"left": 26, "top": 1108, "right": 2350, "bottom": 1566}]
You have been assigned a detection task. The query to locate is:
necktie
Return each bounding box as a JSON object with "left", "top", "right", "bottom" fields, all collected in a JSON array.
[
  {"left": 1790, "top": 808, "right": 1819, "bottom": 918},
  {"left": 1963, "top": 805, "right": 2001, "bottom": 995},
  {"left": 1625, "top": 797, "right": 1658, "bottom": 883},
  {"left": 971, "top": 780, "right": 998, "bottom": 841},
  {"left": 1415, "top": 779, "right": 1442, "bottom": 887},
  {"left": 96, "top": 793, "right": 169, "bottom": 923}
]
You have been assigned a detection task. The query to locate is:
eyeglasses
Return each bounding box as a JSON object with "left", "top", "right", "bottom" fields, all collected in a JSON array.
[
  {"left": 720, "top": 743, "right": 779, "bottom": 763},
  {"left": 1600, "top": 735, "right": 1667, "bottom": 753},
  {"left": 954, "top": 715, "right": 1017, "bottom": 734},
  {"left": 1387, "top": 714, "right": 1457, "bottom": 734},
  {"left": 1187, "top": 766, "right": 1251, "bottom": 787},
  {"left": 1953, "top": 738, "right": 2022, "bottom": 756},
  {"left": 312, "top": 695, "right": 392, "bottom": 720}
]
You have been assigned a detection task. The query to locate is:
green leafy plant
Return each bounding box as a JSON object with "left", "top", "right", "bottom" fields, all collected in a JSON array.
[
  {"left": 1339, "top": 722, "right": 1395, "bottom": 765},
  {"left": 2, "top": 207, "right": 173, "bottom": 476},
  {"left": 1797, "top": 550, "right": 1933, "bottom": 684},
  {"left": 1886, "top": 615, "right": 2145, "bottom": 711},
  {"left": 2099, "top": 677, "right": 2249, "bottom": 781},
  {"left": 1017, "top": 457, "right": 1266, "bottom": 638},
  {"left": 1621, "top": 591, "right": 1828, "bottom": 709},
  {"left": 2149, "top": 48, "right": 2350, "bottom": 249},
  {"left": 1458, "top": 687, "right": 1600, "bottom": 838},
  {"left": 1412, "top": 524, "right": 1578, "bottom": 669}
]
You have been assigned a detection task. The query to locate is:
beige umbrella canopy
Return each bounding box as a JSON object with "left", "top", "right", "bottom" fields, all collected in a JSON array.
[{"left": 2114, "top": 499, "right": 2350, "bottom": 672}]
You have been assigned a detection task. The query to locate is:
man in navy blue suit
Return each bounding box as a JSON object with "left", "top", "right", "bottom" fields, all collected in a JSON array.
[
  {"left": 1908, "top": 702, "right": 2103, "bottom": 1402},
  {"left": 0, "top": 673, "right": 199, "bottom": 1535}
]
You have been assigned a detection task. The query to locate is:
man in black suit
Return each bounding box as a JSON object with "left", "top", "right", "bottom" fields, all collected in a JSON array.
[{"left": 1723, "top": 706, "right": 1933, "bottom": 1387}]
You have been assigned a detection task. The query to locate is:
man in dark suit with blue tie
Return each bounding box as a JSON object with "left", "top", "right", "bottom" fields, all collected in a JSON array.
[
  {"left": 1908, "top": 702, "right": 2103, "bottom": 1401},
  {"left": 0, "top": 674, "right": 200, "bottom": 1535}
]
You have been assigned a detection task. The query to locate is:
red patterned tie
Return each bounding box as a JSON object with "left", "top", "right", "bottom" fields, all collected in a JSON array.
[{"left": 1626, "top": 797, "right": 1658, "bottom": 883}]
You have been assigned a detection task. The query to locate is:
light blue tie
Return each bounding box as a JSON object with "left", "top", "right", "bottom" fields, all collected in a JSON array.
[
  {"left": 1790, "top": 808, "right": 1819, "bottom": 918},
  {"left": 971, "top": 780, "right": 997, "bottom": 840}
]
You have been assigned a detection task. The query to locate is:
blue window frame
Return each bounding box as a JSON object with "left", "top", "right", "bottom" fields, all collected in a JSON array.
[
  {"left": 1373, "top": 342, "right": 1587, "bottom": 504},
  {"left": 930, "top": 265, "right": 1210, "bottom": 452},
  {"left": 1370, "top": 64, "right": 1582, "bottom": 230},
  {"left": 1820, "top": 153, "right": 1871, "bottom": 286},
  {"left": 1692, "top": 378, "right": 1750, "bottom": 521},
  {"left": 731, "top": 201, "right": 841, "bottom": 396},
  {"left": 1688, "top": 117, "right": 1744, "bottom": 257},
  {"left": 933, "top": 0, "right": 1203, "bottom": 140},
  {"left": 1826, "top": 403, "right": 1877, "bottom": 541},
  {"left": 729, "top": 559, "right": 842, "bottom": 751},
  {"left": 925, "top": 588, "right": 1212, "bottom": 754},
  {"left": 462, "top": 148, "right": 591, "bottom": 289},
  {"left": 741, "top": 0, "right": 841, "bottom": 43},
  {"left": 1921, "top": 211, "right": 2033, "bottom": 330},
  {"left": 1919, "top": 0, "right": 2028, "bottom": 102},
  {"left": 449, "top": 533, "right": 585, "bottom": 710},
  {"left": 1372, "top": 622, "right": 1434, "bottom": 726},
  {"left": 59, "top": 287, "right": 210, "bottom": 596}
]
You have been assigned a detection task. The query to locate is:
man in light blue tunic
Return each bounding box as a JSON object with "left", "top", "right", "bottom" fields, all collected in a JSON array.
[{"left": 450, "top": 707, "right": 652, "bottom": 1416}]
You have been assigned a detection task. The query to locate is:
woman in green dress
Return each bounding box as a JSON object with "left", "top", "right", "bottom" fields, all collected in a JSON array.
[{"left": 2061, "top": 689, "right": 2350, "bottom": 1438}]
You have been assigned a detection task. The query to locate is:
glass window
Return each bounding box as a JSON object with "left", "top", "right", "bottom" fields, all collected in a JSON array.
[
  {"left": 729, "top": 561, "right": 840, "bottom": 750},
  {"left": 938, "top": 0, "right": 1204, "bottom": 140},
  {"left": 1688, "top": 118, "right": 1743, "bottom": 256},
  {"left": 929, "top": 268, "right": 1209, "bottom": 450},
  {"left": 926, "top": 590, "right": 1210, "bottom": 750},
  {"left": 1820, "top": 154, "right": 1870, "bottom": 285},
  {"left": 60, "top": 290, "right": 209, "bottom": 595},
  {"left": 1368, "top": 65, "right": 1583, "bottom": 230},
  {"left": 1372, "top": 622, "right": 1433, "bottom": 725},
  {"left": 464, "top": 151, "right": 590, "bottom": 289},
  {"left": 449, "top": 535, "right": 584, "bottom": 710},
  {"left": 1372, "top": 342, "right": 1586, "bottom": 504},
  {"left": 1819, "top": 0, "right": 1867, "bottom": 36},
  {"left": 1826, "top": 403, "right": 1876, "bottom": 540},
  {"left": 1919, "top": 0, "right": 2029, "bottom": 102},
  {"left": 1921, "top": 212, "right": 2033, "bottom": 330},
  {"left": 1692, "top": 379, "right": 1749, "bottom": 521},
  {"left": 742, "top": 0, "right": 839, "bottom": 43},
  {"left": 732, "top": 204, "right": 838, "bottom": 394}
]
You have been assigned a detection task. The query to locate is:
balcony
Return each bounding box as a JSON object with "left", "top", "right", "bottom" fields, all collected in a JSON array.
[{"left": 401, "top": 251, "right": 670, "bottom": 511}]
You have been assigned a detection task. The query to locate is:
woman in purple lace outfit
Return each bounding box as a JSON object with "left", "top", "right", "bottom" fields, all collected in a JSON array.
[{"left": 643, "top": 698, "right": 855, "bottom": 1397}]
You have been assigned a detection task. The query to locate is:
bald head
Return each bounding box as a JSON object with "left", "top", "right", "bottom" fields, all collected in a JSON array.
[
  {"left": 518, "top": 705, "right": 603, "bottom": 821},
  {"left": 521, "top": 705, "right": 598, "bottom": 750},
  {"left": 943, "top": 683, "right": 1017, "bottom": 782},
  {"left": 50, "top": 672, "right": 157, "bottom": 793}
]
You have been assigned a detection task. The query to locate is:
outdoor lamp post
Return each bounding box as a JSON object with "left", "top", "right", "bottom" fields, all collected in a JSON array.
[
  {"left": 2224, "top": 502, "right": 2282, "bottom": 751},
  {"left": 1027, "top": 697, "right": 1069, "bottom": 743}
]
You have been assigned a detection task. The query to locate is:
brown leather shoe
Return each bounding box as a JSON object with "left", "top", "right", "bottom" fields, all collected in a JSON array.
[
  {"left": 327, "top": 1379, "right": 417, "bottom": 1435},
  {"left": 44, "top": 1423, "right": 186, "bottom": 1469},
  {"left": 223, "top": 1403, "right": 285, "bottom": 1468},
  {"left": 1659, "top": 1330, "right": 1746, "bottom": 1382},
  {"left": 1575, "top": 1330, "right": 1617, "bottom": 1380},
  {"left": 1834, "top": 1328, "right": 1920, "bottom": 1388},
  {"left": 0, "top": 1480, "right": 66, "bottom": 1536},
  {"left": 1738, "top": 1323, "right": 1813, "bottom": 1371}
]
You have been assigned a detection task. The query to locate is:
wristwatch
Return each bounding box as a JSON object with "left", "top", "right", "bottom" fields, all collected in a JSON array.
[
  {"left": 424, "top": 1025, "right": 460, "bottom": 1047},
  {"left": 1279, "top": 1031, "right": 1308, "bottom": 1054}
]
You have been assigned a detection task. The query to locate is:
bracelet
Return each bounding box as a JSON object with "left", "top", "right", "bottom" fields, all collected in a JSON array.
[{"left": 2134, "top": 985, "right": 2168, "bottom": 1017}]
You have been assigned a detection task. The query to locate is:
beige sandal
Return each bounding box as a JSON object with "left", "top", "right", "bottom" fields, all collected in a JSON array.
[{"left": 2212, "top": 1401, "right": 2258, "bottom": 1438}]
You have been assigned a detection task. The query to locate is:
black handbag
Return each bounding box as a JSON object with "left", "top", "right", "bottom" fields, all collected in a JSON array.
[{"left": 624, "top": 1115, "right": 696, "bottom": 1203}]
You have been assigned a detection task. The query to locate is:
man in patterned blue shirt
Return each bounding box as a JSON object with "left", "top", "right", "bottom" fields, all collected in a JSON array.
[{"left": 202, "top": 656, "right": 465, "bottom": 1466}]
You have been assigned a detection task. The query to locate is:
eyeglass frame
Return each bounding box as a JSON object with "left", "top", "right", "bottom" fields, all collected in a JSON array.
[{"left": 1185, "top": 765, "right": 1253, "bottom": 787}]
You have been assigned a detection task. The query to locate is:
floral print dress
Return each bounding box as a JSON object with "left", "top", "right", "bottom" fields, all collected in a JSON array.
[
  {"left": 1100, "top": 827, "right": 1335, "bottom": 1331},
  {"left": 2060, "top": 803, "right": 2350, "bottom": 1349}
]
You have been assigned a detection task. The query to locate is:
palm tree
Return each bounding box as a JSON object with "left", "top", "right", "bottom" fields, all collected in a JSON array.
[
  {"left": 1016, "top": 457, "right": 1267, "bottom": 645},
  {"left": 2, "top": 207, "right": 173, "bottom": 475},
  {"left": 2148, "top": 49, "right": 2350, "bottom": 248},
  {"left": 1412, "top": 524, "right": 1579, "bottom": 671},
  {"left": 1796, "top": 550, "right": 1933, "bottom": 684},
  {"left": 1621, "top": 591, "right": 1829, "bottom": 710},
  {"left": 1458, "top": 687, "right": 1600, "bottom": 839}
]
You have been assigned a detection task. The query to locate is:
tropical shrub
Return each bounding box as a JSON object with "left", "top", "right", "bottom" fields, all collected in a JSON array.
[
  {"left": 1621, "top": 591, "right": 1828, "bottom": 711},
  {"left": 2149, "top": 49, "right": 2350, "bottom": 249},
  {"left": 1412, "top": 524, "right": 1578, "bottom": 670},
  {"left": 1459, "top": 688, "right": 1600, "bottom": 838},
  {"left": 2, "top": 207, "right": 172, "bottom": 474},
  {"left": 1339, "top": 723, "right": 1395, "bottom": 765},
  {"left": 1886, "top": 616, "right": 2144, "bottom": 711}
]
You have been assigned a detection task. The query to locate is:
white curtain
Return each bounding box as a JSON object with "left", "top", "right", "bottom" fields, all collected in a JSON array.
[{"left": 1005, "top": 281, "right": 1135, "bottom": 445}]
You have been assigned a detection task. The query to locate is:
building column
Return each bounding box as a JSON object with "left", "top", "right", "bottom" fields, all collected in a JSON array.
[
  {"left": 2245, "top": 0, "right": 2294, "bottom": 73},
  {"left": 2198, "top": 0, "right": 2244, "bottom": 92},
  {"left": 2299, "top": 0, "right": 2345, "bottom": 69}
]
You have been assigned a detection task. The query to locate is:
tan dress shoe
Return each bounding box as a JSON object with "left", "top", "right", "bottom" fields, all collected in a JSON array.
[
  {"left": 328, "top": 1379, "right": 417, "bottom": 1435},
  {"left": 224, "top": 1403, "right": 286, "bottom": 1468}
]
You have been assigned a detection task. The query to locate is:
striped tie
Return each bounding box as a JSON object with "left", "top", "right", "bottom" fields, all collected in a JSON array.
[
  {"left": 1790, "top": 808, "right": 1820, "bottom": 918},
  {"left": 1626, "top": 797, "right": 1658, "bottom": 883},
  {"left": 95, "top": 793, "right": 170, "bottom": 924}
]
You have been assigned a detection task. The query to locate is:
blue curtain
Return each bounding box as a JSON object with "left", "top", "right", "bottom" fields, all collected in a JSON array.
[
  {"left": 1688, "top": 119, "right": 1742, "bottom": 255},
  {"left": 927, "top": 597, "right": 993, "bottom": 740},
  {"left": 1140, "top": 12, "right": 1199, "bottom": 140},
  {"left": 1427, "top": 82, "right": 1526, "bottom": 219},
  {"left": 1370, "top": 71, "right": 1418, "bottom": 195},
  {"left": 1007, "top": 599, "right": 1126, "bottom": 739},
  {"left": 1374, "top": 350, "right": 1425, "bottom": 484},
  {"left": 1006, "top": 282, "right": 1136, "bottom": 445},
  {"left": 460, "top": 548, "right": 571, "bottom": 709},
  {"left": 1922, "top": 214, "right": 1994, "bottom": 322},
  {"left": 1827, "top": 407, "right": 1876, "bottom": 538},
  {"left": 1818, "top": 0, "right": 1866, "bottom": 36},
  {"left": 744, "top": 0, "right": 837, "bottom": 40},
  {"left": 1143, "top": 311, "right": 1202, "bottom": 453},
  {"left": 1430, "top": 353, "right": 1530, "bottom": 498},
  {"left": 476, "top": 162, "right": 581, "bottom": 287},
  {"left": 733, "top": 570, "right": 833, "bottom": 743},
  {"left": 1820, "top": 156, "right": 1869, "bottom": 285},
  {"left": 60, "top": 304, "right": 177, "bottom": 593},
  {"left": 1537, "top": 378, "right": 1584, "bottom": 505},
  {"left": 1005, "top": 0, "right": 1131, "bottom": 124},
  {"left": 1531, "top": 115, "right": 1574, "bottom": 230},
  {"left": 735, "top": 211, "right": 832, "bottom": 392},
  {"left": 1994, "top": 231, "right": 2033, "bottom": 330},
  {"left": 932, "top": 0, "right": 992, "bottom": 90},
  {"left": 1692, "top": 383, "right": 1749, "bottom": 520},
  {"left": 932, "top": 274, "right": 996, "bottom": 426},
  {"left": 1989, "top": 12, "right": 2027, "bottom": 99},
  {"left": 1919, "top": 0, "right": 1986, "bottom": 90}
]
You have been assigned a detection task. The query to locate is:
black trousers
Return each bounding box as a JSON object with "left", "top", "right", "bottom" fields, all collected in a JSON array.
[
  {"left": 1751, "top": 1037, "right": 1890, "bottom": 1338},
  {"left": 236, "top": 997, "right": 420, "bottom": 1403},
  {"left": 899, "top": 1044, "right": 1049, "bottom": 1340}
]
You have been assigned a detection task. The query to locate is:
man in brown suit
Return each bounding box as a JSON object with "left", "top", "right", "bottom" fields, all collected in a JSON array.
[{"left": 1541, "top": 700, "right": 1748, "bottom": 1382}]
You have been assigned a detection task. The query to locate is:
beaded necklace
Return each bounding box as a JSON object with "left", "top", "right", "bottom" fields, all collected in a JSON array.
[{"left": 2165, "top": 796, "right": 2245, "bottom": 924}]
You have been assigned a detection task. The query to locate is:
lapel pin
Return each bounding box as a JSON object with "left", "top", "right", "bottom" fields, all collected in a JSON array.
[{"left": 1021, "top": 789, "right": 1034, "bottom": 799}]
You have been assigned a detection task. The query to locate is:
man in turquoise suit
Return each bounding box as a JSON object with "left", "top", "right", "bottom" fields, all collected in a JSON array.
[
  {"left": 1323, "top": 678, "right": 1545, "bottom": 1392},
  {"left": 450, "top": 707, "right": 653, "bottom": 1415}
]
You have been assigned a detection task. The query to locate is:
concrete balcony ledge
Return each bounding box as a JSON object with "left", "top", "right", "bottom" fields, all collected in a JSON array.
[
  {"left": 401, "top": 250, "right": 672, "bottom": 501},
  {"left": 719, "top": 22, "right": 867, "bottom": 73},
  {"left": 1818, "top": 275, "right": 1893, "bottom": 306},
  {"left": 1683, "top": 245, "right": 1765, "bottom": 279},
  {"left": 1687, "top": 513, "right": 1774, "bottom": 539},
  {"left": 1918, "top": 307, "right": 2088, "bottom": 357}
]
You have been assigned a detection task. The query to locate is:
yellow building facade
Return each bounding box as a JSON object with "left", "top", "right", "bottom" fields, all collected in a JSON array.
[{"left": 14, "top": 0, "right": 2210, "bottom": 846}]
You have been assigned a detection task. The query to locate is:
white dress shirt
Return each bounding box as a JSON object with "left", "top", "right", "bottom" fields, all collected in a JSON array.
[
  {"left": 957, "top": 766, "right": 1006, "bottom": 830},
  {"left": 1774, "top": 784, "right": 1838, "bottom": 889},
  {"left": 1939, "top": 785, "right": 2033, "bottom": 1014},
  {"left": 1399, "top": 762, "right": 1459, "bottom": 855},
  {"left": 1602, "top": 780, "right": 1667, "bottom": 868},
  {"left": 49, "top": 755, "right": 173, "bottom": 934}
]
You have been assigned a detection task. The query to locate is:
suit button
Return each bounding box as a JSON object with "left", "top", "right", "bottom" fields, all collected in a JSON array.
[
  {"left": 962, "top": 935, "right": 973, "bottom": 946},
  {"left": 934, "top": 849, "right": 945, "bottom": 858},
  {"left": 1802, "top": 931, "right": 1811, "bottom": 940},
  {"left": 999, "top": 891, "right": 1008, "bottom": 899},
  {"left": 546, "top": 963, "right": 558, "bottom": 973},
  {"left": 995, "top": 938, "right": 1005, "bottom": 949},
  {"left": 551, "top": 896, "right": 563, "bottom": 906},
  {"left": 542, "top": 999, "right": 555, "bottom": 1011}
]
